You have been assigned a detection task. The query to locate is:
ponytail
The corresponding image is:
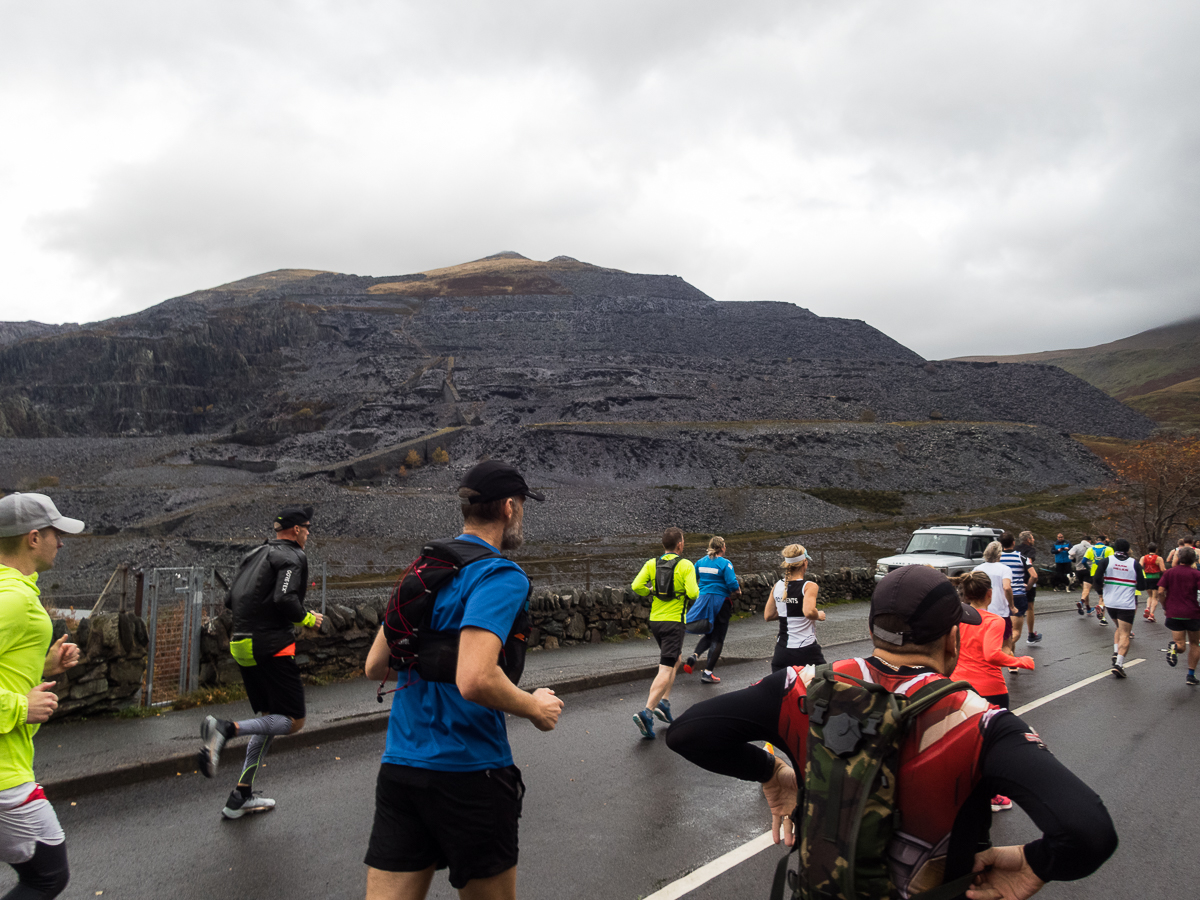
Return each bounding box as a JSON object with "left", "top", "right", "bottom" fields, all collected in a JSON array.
[
  {"left": 707, "top": 536, "right": 726, "bottom": 559},
  {"left": 951, "top": 571, "right": 991, "bottom": 603}
]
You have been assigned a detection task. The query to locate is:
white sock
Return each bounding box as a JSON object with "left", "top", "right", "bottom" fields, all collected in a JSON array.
[
  {"left": 703, "top": 669, "right": 713, "bottom": 675},
  {"left": 1116, "top": 654, "right": 1125, "bottom": 666},
  {"left": 1113, "top": 644, "right": 1119, "bottom": 653}
]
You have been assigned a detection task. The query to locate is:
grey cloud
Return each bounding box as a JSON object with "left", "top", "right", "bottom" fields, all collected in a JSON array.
[{"left": 4, "top": 1, "right": 1199, "bottom": 358}]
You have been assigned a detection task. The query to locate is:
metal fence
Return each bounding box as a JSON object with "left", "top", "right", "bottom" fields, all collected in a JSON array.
[{"left": 144, "top": 567, "right": 204, "bottom": 705}]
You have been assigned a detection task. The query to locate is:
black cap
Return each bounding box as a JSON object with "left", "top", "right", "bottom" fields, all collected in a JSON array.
[
  {"left": 870, "top": 566, "right": 982, "bottom": 646},
  {"left": 459, "top": 460, "right": 545, "bottom": 504},
  {"left": 275, "top": 505, "right": 313, "bottom": 530},
  {"left": 1113, "top": 538, "right": 1130, "bottom": 553}
]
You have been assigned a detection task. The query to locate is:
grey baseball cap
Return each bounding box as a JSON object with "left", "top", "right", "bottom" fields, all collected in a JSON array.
[{"left": 0, "top": 493, "right": 85, "bottom": 538}]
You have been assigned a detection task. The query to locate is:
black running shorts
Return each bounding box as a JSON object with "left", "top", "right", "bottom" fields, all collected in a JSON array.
[
  {"left": 239, "top": 655, "right": 306, "bottom": 720},
  {"left": 1165, "top": 617, "right": 1200, "bottom": 632},
  {"left": 1012, "top": 594, "right": 1029, "bottom": 616},
  {"left": 650, "top": 621, "right": 685, "bottom": 666},
  {"left": 365, "top": 763, "right": 524, "bottom": 889},
  {"left": 1001, "top": 616, "right": 1013, "bottom": 641},
  {"left": 1106, "top": 607, "right": 1135, "bottom": 624},
  {"left": 1026, "top": 585, "right": 1037, "bottom": 604},
  {"left": 770, "top": 642, "right": 827, "bottom": 673}
]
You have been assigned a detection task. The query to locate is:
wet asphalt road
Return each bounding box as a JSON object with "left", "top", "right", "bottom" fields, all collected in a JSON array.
[{"left": 4, "top": 607, "right": 1193, "bottom": 900}]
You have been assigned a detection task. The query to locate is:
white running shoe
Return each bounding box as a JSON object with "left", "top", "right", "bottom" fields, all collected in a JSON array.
[
  {"left": 222, "top": 790, "right": 276, "bottom": 819},
  {"left": 198, "top": 715, "right": 229, "bottom": 778}
]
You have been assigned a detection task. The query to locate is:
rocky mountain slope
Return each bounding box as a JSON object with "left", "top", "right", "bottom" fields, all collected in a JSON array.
[
  {"left": 956, "top": 314, "right": 1200, "bottom": 429},
  {"left": 0, "top": 253, "right": 1155, "bottom": 589}
]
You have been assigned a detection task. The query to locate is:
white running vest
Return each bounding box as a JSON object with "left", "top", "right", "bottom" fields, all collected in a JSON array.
[{"left": 1102, "top": 555, "right": 1138, "bottom": 609}]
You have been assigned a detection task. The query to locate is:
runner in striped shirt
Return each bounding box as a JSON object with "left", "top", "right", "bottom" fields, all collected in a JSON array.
[{"left": 998, "top": 532, "right": 1037, "bottom": 658}]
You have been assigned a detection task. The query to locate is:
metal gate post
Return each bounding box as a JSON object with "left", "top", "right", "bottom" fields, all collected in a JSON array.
[
  {"left": 321, "top": 561, "right": 327, "bottom": 615},
  {"left": 188, "top": 566, "right": 203, "bottom": 693},
  {"left": 177, "top": 571, "right": 190, "bottom": 697},
  {"left": 144, "top": 571, "right": 158, "bottom": 706}
]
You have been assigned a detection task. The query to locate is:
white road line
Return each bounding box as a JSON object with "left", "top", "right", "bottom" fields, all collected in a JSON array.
[
  {"left": 1011, "top": 658, "right": 1144, "bottom": 717},
  {"left": 641, "top": 831, "right": 777, "bottom": 900},
  {"left": 646, "top": 662, "right": 1142, "bottom": 899}
]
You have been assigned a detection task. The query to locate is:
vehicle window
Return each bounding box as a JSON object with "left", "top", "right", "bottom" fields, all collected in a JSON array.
[
  {"left": 970, "top": 536, "right": 991, "bottom": 558},
  {"left": 902, "top": 534, "right": 971, "bottom": 556}
]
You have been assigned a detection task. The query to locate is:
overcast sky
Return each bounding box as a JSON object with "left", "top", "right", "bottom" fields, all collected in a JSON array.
[{"left": 1, "top": 1, "right": 1196, "bottom": 359}]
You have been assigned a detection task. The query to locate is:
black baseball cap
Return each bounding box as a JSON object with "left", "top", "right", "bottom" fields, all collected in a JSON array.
[
  {"left": 275, "top": 505, "right": 313, "bottom": 530},
  {"left": 459, "top": 460, "right": 545, "bottom": 504},
  {"left": 870, "top": 566, "right": 981, "bottom": 646}
]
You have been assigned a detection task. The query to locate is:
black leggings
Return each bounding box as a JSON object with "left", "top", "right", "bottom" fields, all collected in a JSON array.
[
  {"left": 4, "top": 841, "right": 69, "bottom": 900},
  {"left": 691, "top": 600, "right": 733, "bottom": 671}
]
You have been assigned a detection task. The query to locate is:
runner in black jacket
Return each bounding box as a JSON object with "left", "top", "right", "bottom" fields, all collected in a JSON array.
[{"left": 198, "top": 505, "right": 325, "bottom": 819}]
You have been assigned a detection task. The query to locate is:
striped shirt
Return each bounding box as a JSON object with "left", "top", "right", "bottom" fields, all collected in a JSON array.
[{"left": 1000, "top": 551, "right": 1030, "bottom": 597}]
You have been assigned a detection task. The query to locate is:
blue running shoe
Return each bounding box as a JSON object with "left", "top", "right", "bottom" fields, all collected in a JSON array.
[
  {"left": 633, "top": 709, "right": 655, "bottom": 739},
  {"left": 653, "top": 699, "right": 674, "bottom": 724}
]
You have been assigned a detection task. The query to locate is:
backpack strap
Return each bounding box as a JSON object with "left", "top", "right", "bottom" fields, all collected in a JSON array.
[{"left": 898, "top": 677, "right": 974, "bottom": 721}]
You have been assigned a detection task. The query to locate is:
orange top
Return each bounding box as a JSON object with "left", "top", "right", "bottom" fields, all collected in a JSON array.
[{"left": 951, "top": 611, "right": 1028, "bottom": 696}]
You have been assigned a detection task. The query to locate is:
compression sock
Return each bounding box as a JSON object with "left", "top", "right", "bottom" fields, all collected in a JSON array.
[
  {"left": 234, "top": 714, "right": 293, "bottom": 737},
  {"left": 1189, "top": 669, "right": 1195, "bottom": 678},
  {"left": 237, "top": 734, "right": 275, "bottom": 795}
]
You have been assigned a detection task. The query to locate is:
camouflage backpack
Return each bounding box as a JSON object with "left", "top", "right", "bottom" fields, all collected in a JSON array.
[{"left": 770, "top": 665, "right": 976, "bottom": 900}]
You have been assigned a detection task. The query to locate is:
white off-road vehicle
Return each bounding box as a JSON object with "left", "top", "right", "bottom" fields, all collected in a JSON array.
[{"left": 874, "top": 524, "right": 1004, "bottom": 582}]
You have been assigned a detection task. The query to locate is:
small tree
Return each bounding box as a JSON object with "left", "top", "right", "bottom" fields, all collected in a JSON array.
[
  {"left": 431, "top": 446, "right": 449, "bottom": 465},
  {"left": 1099, "top": 434, "right": 1200, "bottom": 547},
  {"left": 404, "top": 449, "right": 422, "bottom": 468}
]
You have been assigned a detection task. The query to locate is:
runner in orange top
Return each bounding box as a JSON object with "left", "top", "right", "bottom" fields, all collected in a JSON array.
[{"left": 949, "top": 571, "right": 1035, "bottom": 813}]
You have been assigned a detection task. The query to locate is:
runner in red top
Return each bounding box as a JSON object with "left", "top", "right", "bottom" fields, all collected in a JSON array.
[
  {"left": 1140, "top": 543, "right": 1165, "bottom": 622},
  {"left": 950, "top": 571, "right": 1034, "bottom": 813}
]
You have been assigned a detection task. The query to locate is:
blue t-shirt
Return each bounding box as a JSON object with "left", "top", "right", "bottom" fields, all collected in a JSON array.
[
  {"left": 382, "top": 534, "right": 530, "bottom": 772},
  {"left": 694, "top": 555, "right": 739, "bottom": 597},
  {"left": 1054, "top": 542, "right": 1071, "bottom": 564}
]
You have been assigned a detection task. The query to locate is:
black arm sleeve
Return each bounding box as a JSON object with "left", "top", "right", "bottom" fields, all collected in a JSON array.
[
  {"left": 666, "top": 668, "right": 792, "bottom": 782},
  {"left": 1091, "top": 557, "right": 1109, "bottom": 597},
  {"left": 981, "top": 712, "right": 1118, "bottom": 882},
  {"left": 1134, "top": 560, "right": 1147, "bottom": 591}
]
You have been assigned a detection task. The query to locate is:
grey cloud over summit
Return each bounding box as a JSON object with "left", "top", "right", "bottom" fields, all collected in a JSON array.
[{"left": 2, "top": 1, "right": 1198, "bottom": 358}]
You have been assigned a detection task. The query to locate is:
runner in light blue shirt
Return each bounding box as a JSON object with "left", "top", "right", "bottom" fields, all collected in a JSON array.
[{"left": 683, "top": 537, "right": 742, "bottom": 683}]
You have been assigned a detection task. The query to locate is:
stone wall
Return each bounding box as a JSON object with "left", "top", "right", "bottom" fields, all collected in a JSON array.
[
  {"left": 48, "top": 611, "right": 150, "bottom": 719},
  {"left": 47, "top": 567, "right": 876, "bottom": 719}
]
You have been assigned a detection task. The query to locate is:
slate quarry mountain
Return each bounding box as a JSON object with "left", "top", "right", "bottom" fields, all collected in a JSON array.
[{"left": 0, "top": 253, "right": 1153, "bottom": 580}]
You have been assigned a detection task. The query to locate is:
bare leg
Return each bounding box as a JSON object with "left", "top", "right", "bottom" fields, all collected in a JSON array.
[
  {"left": 1026, "top": 604, "right": 1036, "bottom": 637},
  {"left": 646, "top": 661, "right": 681, "bottom": 710},
  {"left": 459, "top": 867, "right": 517, "bottom": 900},
  {"left": 366, "top": 865, "right": 436, "bottom": 900},
  {"left": 1005, "top": 616, "right": 1025, "bottom": 655},
  {"left": 1189, "top": 632, "right": 1200, "bottom": 670},
  {"left": 1115, "top": 619, "right": 1132, "bottom": 658}
]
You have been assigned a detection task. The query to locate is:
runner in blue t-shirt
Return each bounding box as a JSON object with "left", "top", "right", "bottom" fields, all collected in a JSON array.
[
  {"left": 683, "top": 536, "right": 742, "bottom": 684},
  {"left": 362, "top": 461, "right": 563, "bottom": 899},
  {"left": 1053, "top": 533, "right": 1072, "bottom": 591}
]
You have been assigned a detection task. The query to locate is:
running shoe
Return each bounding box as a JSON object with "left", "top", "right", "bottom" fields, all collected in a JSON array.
[
  {"left": 682, "top": 655, "right": 697, "bottom": 675},
  {"left": 990, "top": 795, "right": 1013, "bottom": 812},
  {"left": 1027, "top": 632, "right": 1042, "bottom": 643},
  {"left": 1142, "top": 609, "right": 1151, "bottom": 620},
  {"left": 1112, "top": 652, "right": 1118, "bottom": 667},
  {"left": 633, "top": 708, "right": 656, "bottom": 739},
  {"left": 1167, "top": 643, "right": 1178, "bottom": 667},
  {"left": 1086, "top": 606, "right": 1094, "bottom": 617},
  {"left": 1096, "top": 609, "right": 1109, "bottom": 625},
  {"left": 1008, "top": 667, "right": 1020, "bottom": 675},
  {"left": 198, "top": 715, "right": 230, "bottom": 778},
  {"left": 1111, "top": 663, "right": 1127, "bottom": 678},
  {"left": 653, "top": 698, "right": 674, "bottom": 724},
  {"left": 221, "top": 790, "right": 275, "bottom": 820},
  {"left": 1186, "top": 673, "right": 1198, "bottom": 686},
  {"left": 700, "top": 671, "right": 721, "bottom": 684},
  {"left": 1076, "top": 601, "right": 1085, "bottom": 616}
]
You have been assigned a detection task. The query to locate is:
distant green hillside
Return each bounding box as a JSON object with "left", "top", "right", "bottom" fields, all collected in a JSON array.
[{"left": 953, "top": 315, "right": 1200, "bottom": 430}]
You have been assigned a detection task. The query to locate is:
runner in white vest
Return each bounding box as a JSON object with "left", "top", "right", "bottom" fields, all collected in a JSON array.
[{"left": 1091, "top": 539, "right": 1147, "bottom": 679}]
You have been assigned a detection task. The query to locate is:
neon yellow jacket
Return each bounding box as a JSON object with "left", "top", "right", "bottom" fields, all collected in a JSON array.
[
  {"left": 631, "top": 554, "right": 699, "bottom": 622},
  {"left": 1085, "top": 544, "right": 1114, "bottom": 576},
  {"left": 0, "top": 565, "right": 53, "bottom": 791}
]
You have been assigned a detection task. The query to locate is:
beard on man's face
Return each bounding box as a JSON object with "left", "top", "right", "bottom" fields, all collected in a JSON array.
[{"left": 500, "top": 518, "right": 524, "bottom": 551}]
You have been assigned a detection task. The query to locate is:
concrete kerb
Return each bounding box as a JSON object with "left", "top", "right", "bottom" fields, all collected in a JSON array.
[{"left": 41, "top": 601, "right": 1085, "bottom": 800}]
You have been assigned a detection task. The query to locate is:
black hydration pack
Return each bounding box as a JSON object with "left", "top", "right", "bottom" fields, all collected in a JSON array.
[
  {"left": 379, "top": 539, "right": 531, "bottom": 695},
  {"left": 654, "top": 555, "right": 683, "bottom": 602}
]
